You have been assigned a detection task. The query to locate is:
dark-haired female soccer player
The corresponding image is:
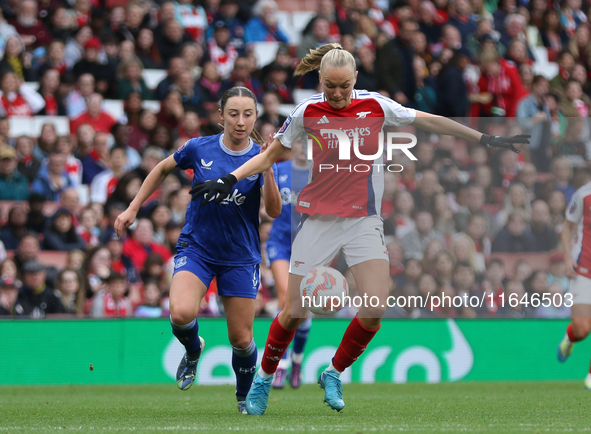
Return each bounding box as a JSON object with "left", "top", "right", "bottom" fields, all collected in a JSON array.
[
  {"left": 115, "top": 86, "right": 281, "bottom": 414},
  {"left": 191, "top": 44, "right": 529, "bottom": 415}
]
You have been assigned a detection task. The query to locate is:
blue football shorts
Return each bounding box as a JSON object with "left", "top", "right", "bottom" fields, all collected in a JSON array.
[{"left": 172, "top": 248, "right": 260, "bottom": 299}]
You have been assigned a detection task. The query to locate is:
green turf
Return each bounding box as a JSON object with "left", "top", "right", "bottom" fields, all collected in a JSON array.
[{"left": 1, "top": 382, "right": 590, "bottom": 433}]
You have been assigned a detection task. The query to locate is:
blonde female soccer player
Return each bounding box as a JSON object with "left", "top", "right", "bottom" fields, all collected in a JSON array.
[{"left": 191, "top": 44, "right": 529, "bottom": 415}]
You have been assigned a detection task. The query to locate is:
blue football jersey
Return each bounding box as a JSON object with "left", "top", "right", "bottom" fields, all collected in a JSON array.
[
  {"left": 268, "top": 160, "right": 308, "bottom": 244},
  {"left": 174, "top": 134, "right": 264, "bottom": 265}
]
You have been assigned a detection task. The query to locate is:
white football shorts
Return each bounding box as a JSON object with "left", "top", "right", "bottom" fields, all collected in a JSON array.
[
  {"left": 569, "top": 274, "right": 591, "bottom": 305},
  {"left": 289, "top": 214, "right": 389, "bottom": 277}
]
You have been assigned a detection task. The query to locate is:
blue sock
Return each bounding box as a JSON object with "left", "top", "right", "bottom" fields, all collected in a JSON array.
[
  {"left": 293, "top": 318, "right": 311, "bottom": 356},
  {"left": 170, "top": 317, "right": 202, "bottom": 360},
  {"left": 232, "top": 339, "right": 257, "bottom": 400}
]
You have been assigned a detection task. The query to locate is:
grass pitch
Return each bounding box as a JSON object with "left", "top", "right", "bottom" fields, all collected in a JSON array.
[{"left": 1, "top": 382, "right": 590, "bottom": 433}]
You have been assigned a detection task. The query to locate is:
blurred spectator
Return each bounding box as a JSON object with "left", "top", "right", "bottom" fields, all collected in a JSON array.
[
  {"left": 90, "top": 271, "right": 132, "bottom": 318},
  {"left": 473, "top": 48, "right": 527, "bottom": 117},
  {"left": 64, "top": 26, "right": 92, "bottom": 68},
  {"left": 76, "top": 206, "right": 100, "bottom": 247},
  {"left": 556, "top": 117, "right": 590, "bottom": 166},
  {"left": 207, "top": 21, "right": 239, "bottom": 80},
  {"left": 172, "top": 69, "right": 204, "bottom": 112},
  {"left": 136, "top": 28, "right": 162, "bottom": 69},
  {"left": 117, "top": 57, "right": 154, "bottom": 100},
  {"left": 37, "top": 69, "right": 66, "bottom": 116},
  {"left": 481, "top": 258, "right": 506, "bottom": 315},
  {"left": 31, "top": 151, "right": 74, "bottom": 201},
  {"left": 549, "top": 50, "right": 575, "bottom": 96},
  {"left": 436, "top": 48, "right": 471, "bottom": 117},
  {"left": 376, "top": 19, "right": 418, "bottom": 105},
  {"left": 26, "top": 193, "right": 48, "bottom": 234},
  {"left": 401, "top": 211, "right": 445, "bottom": 260},
  {"left": 55, "top": 268, "right": 85, "bottom": 315},
  {"left": 129, "top": 109, "right": 157, "bottom": 151},
  {"left": 65, "top": 73, "right": 95, "bottom": 119},
  {"left": 81, "top": 131, "right": 110, "bottom": 185},
  {"left": 43, "top": 208, "right": 86, "bottom": 251},
  {"left": 0, "top": 35, "right": 34, "bottom": 81},
  {"left": 155, "top": 56, "right": 187, "bottom": 100},
  {"left": 414, "top": 170, "right": 440, "bottom": 213},
  {"left": 244, "top": 0, "right": 289, "bottom": 43},
  {"left": 15, "top": 135, "right": 40, "bottom": 182},
  {"left": 156, "top": 20, "right": 193, "bottom": 68},
  {"left": 551, "top": 157, "right": 575, "bottom": 202},
  {"left": 20, "top": 260, "right": 65, "bottom": 318},
  {"left": 495, "top": 182, "right": 532, "bottom": 228},
  {"left": 0, "top": 145, "right": 29, "bottom": 200},
  {"left": 0, "top": 275, "right": 28, "bottom": 316},
  {"left": 56, "top": 135, "right": 83, "bottom": 187},
  {"left": 0, "top": 204, "right": 27, "bottom": 249},
  {"left": 157, "top": 90, "right": 184, "bottom": 130},
  {"left": 9, "top": 0, "right": 52, "bottom": 49},
  {"left": 221, "top": 55, "right": 264, "bottom": 101},
  {"left": 297, "top": 17, "right": 332, "bottom": 59},
  {"left": 530, "top": 199, "right": 558, "bottom": 251},
  {"left": 102, "top": 230, "right": 138, "bottom": 284},
  {"left": 257, "top": 91, "right": 285, "bottom": 129},
  {"left": 495, "top": 279, "right": 529, "bottom": 317},
  {"left": 89, "top": 145, "right": 127, "bottom": 204},
  {"left": 123, "top": 218, "right": 172, "bottom": 272},
  {"left": 174, "top": 0, "right": 208, "bottom": 43},
  {"left": 134, "top": 279, "right": 166, "bottom": 317},
  {"left": 70, "top": 93, "right": 117, "bottom": 134},
  {"left": 0, "top": 70, "right": 44, "bottom": 116},
  {"left": 177, "top": 110, "right": 202, "bottom": 140},
  {"left": 111, "top": 123, "right": 141, "bottom": 170},
  {"left": 540, "top": 9, "right": 569, "bottom": 62},
  {"left": 491, "top": 210, "right": 536, "bottom": 252}
]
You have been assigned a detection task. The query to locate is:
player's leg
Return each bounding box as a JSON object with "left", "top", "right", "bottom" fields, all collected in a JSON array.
[
  {"left": 269, "top": 259, "right": 290, "bottom": 389},
  {"left": 558, "top": 275, "right": 591, "bottom": 366},
  {"left": 169, "top": 268, "right": 210, "bottom": 391},
  {"left": 246, "top": 272, "right": 307, "bottom": 415},
  {"left": 290, "top": 317, "right": 311, "bottom": 388},
  {"left": 217, "top": 263, "right": 260, "bottom": 413},
  {"left": 319, "top": 216, "right": 389, "bottom": 411},
  {"left": 247, "top": 217, "right": 340, "bottom": 415},
  {"left": 221, "top": 296, "right": 257, "bottom": 413}
]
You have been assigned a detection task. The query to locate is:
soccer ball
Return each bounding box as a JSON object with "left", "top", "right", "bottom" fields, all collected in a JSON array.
[{"left": 299, "top": 266, "right": 349, "bottom": 315}]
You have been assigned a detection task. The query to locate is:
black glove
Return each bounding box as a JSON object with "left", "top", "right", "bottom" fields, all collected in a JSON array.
[
  {"left": 189, "top": 174, "right": 238, "bottom": 205},
  {"left": 479, "top": 134, "right": 530, "bottom": 154}
]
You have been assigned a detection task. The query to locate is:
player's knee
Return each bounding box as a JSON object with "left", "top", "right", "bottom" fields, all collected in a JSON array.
[
  {"left": 229, "top": 334, "right": 253, "bottom": 350},
  {"left": 574, "top": 319, "right": 591, "bottom": 338},
  {"left": 169, "top": 305, "right": 196, "bottom": 326},
  {"left": 359, "top": 305, "right": 387, "bottom": 321}
]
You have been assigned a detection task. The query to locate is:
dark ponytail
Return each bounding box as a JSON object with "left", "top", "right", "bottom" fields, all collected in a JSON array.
[{"left": 220, "top": 86, "right": 264, "bottom": 145}]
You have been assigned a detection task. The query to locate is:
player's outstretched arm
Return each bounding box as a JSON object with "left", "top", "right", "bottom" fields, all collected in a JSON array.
[
  {"left": 114, "top": 155, "right": 178, "bottom": 238},
  {"left": 190, "top": 138, "right": 287, "bottom": 205},
  {"left": 261, "top": 138, "right": 282, "bottom": 218},
  {"left": 411, "top": 111, "right": 529, "bottom": 153}
]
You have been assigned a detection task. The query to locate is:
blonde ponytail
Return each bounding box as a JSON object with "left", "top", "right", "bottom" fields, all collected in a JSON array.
[{"left": 294, "top": 43, "right": 356, "bottom": 77}]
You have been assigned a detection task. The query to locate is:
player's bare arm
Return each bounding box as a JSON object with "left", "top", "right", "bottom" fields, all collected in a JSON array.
[
  {"left": 561, "top": 219, "right": 579, "bottom": 279},
  {"left": 114, "top": 154, "right": 178, "bottom": 238},
  {"left": 260, "top": 138, "right": 282, "bottom": 218},
  {"left": 412, "top": 111, "right": 530, "bottom": 153}
]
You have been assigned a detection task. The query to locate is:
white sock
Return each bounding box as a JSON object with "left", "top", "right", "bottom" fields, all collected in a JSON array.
[
  {"left": 258, "top": 367, "right": 273, "bottom": 378},
  {"left": 327, "top": 362, "right": 342, "bottom": 374},
  {"left": 292, "top": 352, "right": 304, "bottom": 364}
]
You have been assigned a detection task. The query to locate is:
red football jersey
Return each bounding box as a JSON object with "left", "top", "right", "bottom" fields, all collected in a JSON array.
[
  {"left": 566, "top": 182, "right": 591, "bottom": 278},
  {"left": 274, "top": 90, "right": 416, "bottom": 218}
]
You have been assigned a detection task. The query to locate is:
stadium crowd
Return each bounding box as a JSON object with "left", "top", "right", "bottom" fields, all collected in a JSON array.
[{"left": 0, "top": 0, "right": 588, "bottom": 319}]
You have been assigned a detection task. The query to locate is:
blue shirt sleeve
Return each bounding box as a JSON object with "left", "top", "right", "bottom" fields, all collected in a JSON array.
[{"left": 174, "top": 138, "right": 199, "bottom": 171}]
